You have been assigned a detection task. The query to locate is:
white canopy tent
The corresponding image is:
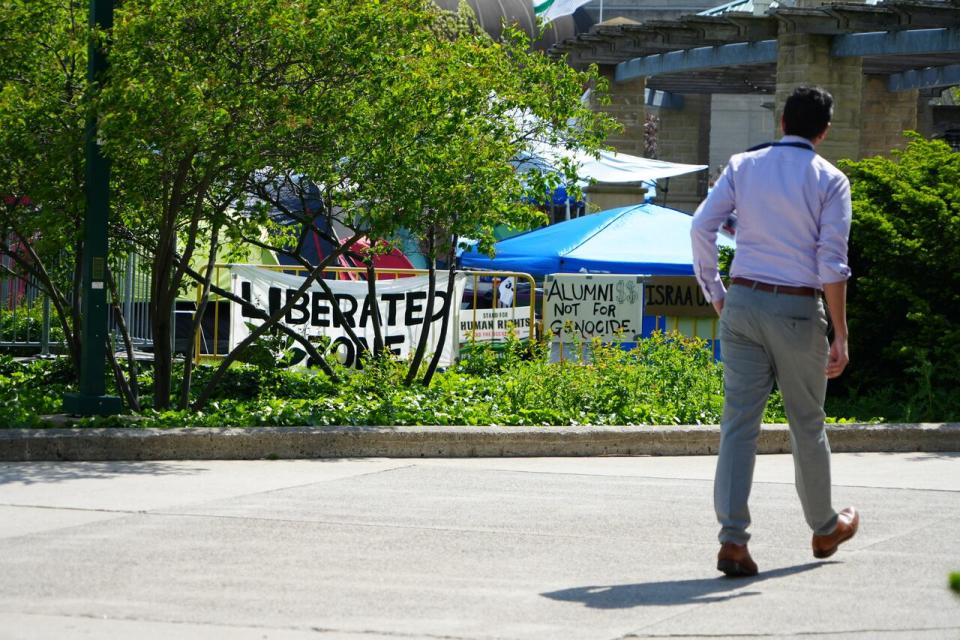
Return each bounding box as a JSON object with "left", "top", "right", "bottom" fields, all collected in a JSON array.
[
  {"left": 514, "top": 145, "right": 706, "bottom": 186},
  {"left": 513, "top": 142, "right": 707, "bottom": 220}
]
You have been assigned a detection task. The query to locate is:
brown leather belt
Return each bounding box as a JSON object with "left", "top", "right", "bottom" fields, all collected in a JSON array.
[{"left": 731, "top": 277, "right": 820, "bottom": 297}]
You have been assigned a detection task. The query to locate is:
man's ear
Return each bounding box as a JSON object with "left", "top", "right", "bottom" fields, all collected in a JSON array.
[{"left": 812, "top": 122, "right": 831, "bottom": 146}]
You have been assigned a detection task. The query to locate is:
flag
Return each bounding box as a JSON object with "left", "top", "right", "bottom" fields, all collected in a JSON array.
[{"left": 533, "top": 0, "right": 592, "bottom": 24}]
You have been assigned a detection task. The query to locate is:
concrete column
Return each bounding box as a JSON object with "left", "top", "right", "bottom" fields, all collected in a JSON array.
[
  {"left": 859, "top": 75, "right": 918, "bottom": 158},
  {"left": 588, "top": 66, "right": 648, "bottom": 210},
  {"left": 775, "top": 32, "right": 862, "bottom": 164},
  {"left": 596, "top": 66, "right": 646, "bottom": 155},
  {"left": 657, "top": 93, "right": 711, "bottom": 212},
  {"left": 916, "top": 93, "right": 935, "bottom": 138}
]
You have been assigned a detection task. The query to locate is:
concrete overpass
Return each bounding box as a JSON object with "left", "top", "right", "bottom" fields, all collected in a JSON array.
[{"left": 551, "top": 0, "right": 960, "bottom": 211}]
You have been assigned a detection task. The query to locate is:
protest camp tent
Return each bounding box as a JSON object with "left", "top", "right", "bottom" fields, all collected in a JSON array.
[
  {"left": 460, "top": 203, "right": 734, "bottom": 358},
  {"left": 242, "top": 172, "right": 420, "bottom": 275},
  {"left": 513, "top": 143, "right": 707, "bottom": 223},
  {"left": 459, "top": 203, "right": 733, "bottom": 279},
  {"left": 514, "top": 147, "right": 707, "bottom": 189}
]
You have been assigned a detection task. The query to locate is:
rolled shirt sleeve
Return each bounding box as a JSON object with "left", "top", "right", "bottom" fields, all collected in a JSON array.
[
  {"left": 816, "top": 174, "right": 853, "bottom": 284},
  {"left": 691, "top": 170, "right": 734, "bottom": 303}
]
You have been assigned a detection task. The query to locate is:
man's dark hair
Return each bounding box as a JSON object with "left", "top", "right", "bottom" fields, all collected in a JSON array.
[{"left": 782, "top": 86, "right": 833, "bottom": 140}]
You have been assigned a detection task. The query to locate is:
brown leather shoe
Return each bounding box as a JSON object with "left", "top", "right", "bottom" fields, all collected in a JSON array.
[
  {"left": 812, "top": 506, "right": 860, "bottom": 559},
  {"left": 717, "top": 542, "right": 758, "bottom": 577}
]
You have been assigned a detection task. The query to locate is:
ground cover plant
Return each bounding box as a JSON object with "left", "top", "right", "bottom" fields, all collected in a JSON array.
[{"left": 0, "top": 332, "right": 792, "bottom": 428}]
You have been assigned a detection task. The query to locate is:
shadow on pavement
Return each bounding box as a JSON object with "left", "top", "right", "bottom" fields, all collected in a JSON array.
[
  {"left": 542, "top": 562, "right": 835, "bottom": 609},
  {"left": 0, "top": 461, "right": 206, "bottom": 485}
]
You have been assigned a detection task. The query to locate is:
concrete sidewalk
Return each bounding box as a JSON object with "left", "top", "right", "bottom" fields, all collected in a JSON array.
[{"left": 0, "top": 453, "right": 958, "bottom": 639}]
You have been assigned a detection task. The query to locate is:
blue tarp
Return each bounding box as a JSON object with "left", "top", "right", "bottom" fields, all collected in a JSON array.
[{"left": 459, "top": 203, "right": 734, "bottom": 279}]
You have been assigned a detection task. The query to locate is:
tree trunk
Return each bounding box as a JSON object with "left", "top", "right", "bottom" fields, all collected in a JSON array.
[
  {"left": 365, "top": 261, "right": 384, "bottom": 357},
  {"left": 422, "top": 236, "right": 458, "bottom": 386},
  {"left": 404, "top": 233, "right": 436, "bottom": 386},
  {"left": 70, "top": 241, "right": 83, "bottom": 370},
  {"left": 106, "top": 266, "right": 140, "bottom": 410},
  {"left": 179, "top": 223, "right": 221, "bottom": 409},
  {"left": 105, "top": 335, "right": 138, "bottom": 412},
  {"left": 150, "top": 236, "right": 176, "bottom": 410},
  {"left": 152, "top": 310, "right": 173, "bottom": 409}
]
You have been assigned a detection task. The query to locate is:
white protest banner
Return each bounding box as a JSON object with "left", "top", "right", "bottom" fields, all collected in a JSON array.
[
  {"left": 230, "top": 265, "right": 466, "bottom": 369},
  {"left": 542, "top": 273, "right": 645, "bottom": 342},
  {"left": 458, "top": 307, "right": 532, "bottom": 342}
]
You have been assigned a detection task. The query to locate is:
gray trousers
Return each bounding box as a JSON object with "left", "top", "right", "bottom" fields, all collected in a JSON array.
[{"left": 715, "top": 284, "right": 839, "bottom": 545}]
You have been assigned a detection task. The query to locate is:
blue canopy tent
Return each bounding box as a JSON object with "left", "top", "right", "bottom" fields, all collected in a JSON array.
[
  {"left": 459, "top": 203, "right": 734, "bottom": 354},
  {"left": 460, "top": 203, "right": 732, "bottom": 278}
]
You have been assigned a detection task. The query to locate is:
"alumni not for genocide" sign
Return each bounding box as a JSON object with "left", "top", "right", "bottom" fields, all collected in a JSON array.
[{"left": 542, "top": 273, "right": 645, "bottom": 342}]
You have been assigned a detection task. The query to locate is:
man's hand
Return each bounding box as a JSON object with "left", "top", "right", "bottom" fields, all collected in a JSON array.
[
  {"left": 826, "top": 334, "right": 849, "bottom": 379},
  {"left": 712, "top": 299, "right": 724, "bottom": 316},
  {"left": 823, "top": 281, "right": 849, "bottom": 379}
]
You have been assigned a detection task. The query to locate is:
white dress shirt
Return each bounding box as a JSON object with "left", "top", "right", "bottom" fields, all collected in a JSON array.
[{"left": 691, "top": 135, "right": 853, "bottom": 302}]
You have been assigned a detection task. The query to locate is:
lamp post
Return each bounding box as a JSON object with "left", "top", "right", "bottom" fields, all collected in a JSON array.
[{"left": 63, "top": 0, "right": 122, "bottom": 416}]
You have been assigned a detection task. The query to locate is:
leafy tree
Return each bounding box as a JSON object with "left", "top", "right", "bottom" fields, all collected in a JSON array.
[
  {"left": 103, "top": 0, "right": 614, "bottom": 407},
  {"left": 0, "top": 0, "right": 88, "bottom": 373},
  {"left": 839, "top": 134, "right": 960, "bottom": 417},
  {"left": 101, "top": 0, "right": 326, "bottom": 407},
  {"left": 2, "top": 0, "right": 615, "bottom": 413}
]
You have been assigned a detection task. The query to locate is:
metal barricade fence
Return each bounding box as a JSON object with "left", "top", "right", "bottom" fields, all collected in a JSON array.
[
  {"left": 0, "top": 247, "right": 153, "bottom": 354},
  {"left": 114, "top": 250, "right": 153, "bottom": 349},
  {"left": 0, "top": 251, "right": 49, "bottom": 351},
  {"left": 189, "top": 265, "right": 538, "bottom": 364}
]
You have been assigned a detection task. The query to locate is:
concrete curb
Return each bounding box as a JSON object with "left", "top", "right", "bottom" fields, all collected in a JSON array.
[{"left": 1, "top": 423, "right": 959, "bottom": 461}]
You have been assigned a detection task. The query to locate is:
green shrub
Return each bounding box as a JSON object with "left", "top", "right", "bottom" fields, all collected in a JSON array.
[
  {"left": 0, "top": 357, "right": 74, "bottom": 427},
  {"left": 0, "top": 303, "right": 66, "bottom": 344},
  {"left": 839, "top": 135, "right": 960, "bottom": 421}
]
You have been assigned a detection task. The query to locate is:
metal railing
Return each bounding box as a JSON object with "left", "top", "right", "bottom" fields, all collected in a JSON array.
[
  {"left": 0, "top": 249, "right": 153, "bottom": 353},
  {"left": 0, "top": 251, "right": 50, "bottom": 352},
  {"left": 651, "top": 314, "right": 721, "bottom": 358}
]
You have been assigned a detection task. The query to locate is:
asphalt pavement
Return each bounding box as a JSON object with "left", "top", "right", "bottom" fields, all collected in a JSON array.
[{"left": 0, "top": 453, "right": 958, "bottom": 639}]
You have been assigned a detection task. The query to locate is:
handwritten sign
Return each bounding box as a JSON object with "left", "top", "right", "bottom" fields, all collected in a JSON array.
[
  {"left": 644, "top": 276, "right": 716, "bottom": 317},
  {"left": 542, "top": 274, "right": 644, "bottom": 342}
]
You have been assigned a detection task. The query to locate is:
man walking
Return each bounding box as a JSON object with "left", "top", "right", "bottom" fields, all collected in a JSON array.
[{"left": 691, "top": 86, "right": 859, "bottom": 577}]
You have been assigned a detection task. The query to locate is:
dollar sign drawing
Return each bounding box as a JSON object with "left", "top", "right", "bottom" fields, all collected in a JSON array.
[{"left": 616, "top": 280, "right": 638, "bottom": 305}]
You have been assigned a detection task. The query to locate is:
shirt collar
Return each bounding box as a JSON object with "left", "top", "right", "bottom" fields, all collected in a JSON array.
[{"left": 779, "top": 135, "right": 815, "bottom": 150}]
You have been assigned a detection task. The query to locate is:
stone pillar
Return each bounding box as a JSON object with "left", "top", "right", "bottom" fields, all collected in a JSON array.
[
  {"left": 859, "top": 75, "right": 918, "bottom": 158},
  {"left": 775, "top": 32, "right": 862, "bottom": 164},
  {"left": 916, "top": 93, "right": 935, "bottom": 138},
  {"left": 657, "top": 93, "right": 711, "bottom": 212},
  {"left": 586, "top": 66, "right": 649, "bottom": 210},
  {"left": 596, "top": 66, "right": 647, "bottom": 156}
]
